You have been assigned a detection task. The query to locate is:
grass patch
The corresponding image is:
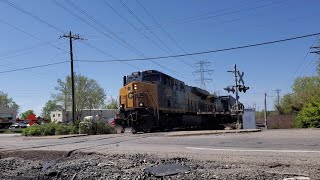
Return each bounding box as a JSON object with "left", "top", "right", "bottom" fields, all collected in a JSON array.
[{"left": 3, "top": 129, "right": 22, "bottom": 134}]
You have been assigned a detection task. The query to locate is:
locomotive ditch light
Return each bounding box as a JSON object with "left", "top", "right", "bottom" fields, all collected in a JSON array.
[{"left": 139, "top": 102, "right": 144, "bottom": 107}]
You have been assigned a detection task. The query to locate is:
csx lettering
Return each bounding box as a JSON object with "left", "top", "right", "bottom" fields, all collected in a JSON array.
[{"left": 128, "top": 93, "right": 144, "bottom": 99}]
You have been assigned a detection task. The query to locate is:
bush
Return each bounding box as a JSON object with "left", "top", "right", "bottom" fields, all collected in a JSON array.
[
  {"left": 40, "top": 123, "right": 56, "bottom": 136},
  {"left": 22, "top": 123, "right": 76, "bottom": 136},
  {"left": 22, "top": 120, "right": 115, "bottom": 136},
  {"left": 79, "top": 119, "right": 116, "bottom": 135},
  {"left": 22, "top": 125, "right": 41, "bottom": 136},
  {"left": 295, "top": 100, "right": 320, "bottom": 128}
]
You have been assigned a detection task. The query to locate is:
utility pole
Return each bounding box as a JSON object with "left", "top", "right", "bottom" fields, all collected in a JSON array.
[
  {"left": 193, "top": 60, "right": 214, "bottom": 90},
  {"left": 264, "top": 92, "right": 267, "bottom": 129},
  {"left": 310, "top": 41, "right": 320, "bottom": 74},
  {"left": 275, "top": 89, "right": 281, "bottom": 107},
  {"left": 233, "top": 64, "right": 240, "bottom": 129},
  {"left": 61, "top": 31, "right": 83, "bottom": 123}
]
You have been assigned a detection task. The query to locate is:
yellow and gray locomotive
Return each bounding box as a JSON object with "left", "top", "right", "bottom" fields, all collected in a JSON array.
[{"left": 118, "top": 70, "right": 243, "bottom": 133}]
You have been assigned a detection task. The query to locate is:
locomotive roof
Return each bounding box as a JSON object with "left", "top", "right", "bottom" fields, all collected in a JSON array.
[
  {"left": 130, "top": 70, "right": 213, "bottom": 95},
  {"left": 130, "top": 70, "right": 182, "bottom": 83}
]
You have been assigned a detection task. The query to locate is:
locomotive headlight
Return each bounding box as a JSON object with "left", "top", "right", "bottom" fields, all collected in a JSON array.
[
  {"left": 133, "top": 84, "right": 138, "bottom": 90},
  {"left": 139, "top": 102, "right": 144, "bottom": 107}
]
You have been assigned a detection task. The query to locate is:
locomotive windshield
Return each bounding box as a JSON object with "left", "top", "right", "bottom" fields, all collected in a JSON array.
[
  {"left": 142, "top": 74, "right": 160, "bottom": 82},
  {"left": 126, "top": 72, "right": 142, "bottom": 84},
  {"left": 125, "top": 70, "right": 162, "bottom": 84}
]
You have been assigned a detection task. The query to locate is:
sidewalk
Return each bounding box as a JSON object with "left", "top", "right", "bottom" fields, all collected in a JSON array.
[
  {"left": 166, "top": 129, "right": 261, "bottom": 137},
  {"left": 22, "top": 134, "right": 88, "bottom": 140}
]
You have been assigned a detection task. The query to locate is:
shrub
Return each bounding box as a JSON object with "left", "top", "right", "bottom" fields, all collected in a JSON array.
[
  {"left": 79, "top": 119, "right": 116, "bottom": 135},
  {"left": 55, "top": 124, "right": 69, "bottom": 135},
  {"left": 22, "top": 120, "right": 115, "bottom": 136},
  {"left": 40, "top": 123, "right": 56, "bottom": 136},
  {"left": 295, "top": 100, "right": 320, "bottom": 128},
  {"left": 22, "top": 125, "right": 41, "bottom": 136}
]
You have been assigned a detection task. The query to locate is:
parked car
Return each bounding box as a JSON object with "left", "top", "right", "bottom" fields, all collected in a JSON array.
[{"left": 8, "top": 123, "right": 30, "bottom": 129}]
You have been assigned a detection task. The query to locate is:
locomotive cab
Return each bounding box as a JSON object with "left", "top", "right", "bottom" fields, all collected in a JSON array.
[{"left": 119, "top": 71, "right": 160, "bottom": 133}]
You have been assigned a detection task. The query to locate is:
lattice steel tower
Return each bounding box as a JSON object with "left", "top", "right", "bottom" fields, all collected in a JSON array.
[{"left": 193, "top": 60, "right": 214, "bottom": 90}]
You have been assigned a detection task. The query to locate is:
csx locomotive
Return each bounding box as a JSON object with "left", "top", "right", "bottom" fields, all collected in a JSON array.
[{"left": 117, "top": 70, "right": 243, "bottom": 133}]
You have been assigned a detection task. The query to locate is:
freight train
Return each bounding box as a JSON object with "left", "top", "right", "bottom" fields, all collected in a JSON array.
[{"left": 116, "top": 70, "right": 244, "bottom": 133}]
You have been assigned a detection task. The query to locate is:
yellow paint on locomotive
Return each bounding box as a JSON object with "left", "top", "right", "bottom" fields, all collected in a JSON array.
[{"left": 119, "top": 81, "right": 158, "bottom": 110}]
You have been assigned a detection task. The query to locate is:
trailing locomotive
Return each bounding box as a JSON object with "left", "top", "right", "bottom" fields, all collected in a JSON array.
[{"left": 117, "top": 70, "right": 243, "bottom": 133}]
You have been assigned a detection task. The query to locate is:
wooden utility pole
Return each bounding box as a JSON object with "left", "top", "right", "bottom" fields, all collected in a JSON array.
[
  {"left": 233, "top": 64, "right": 240, "bottom": 129},
  {"left": 61, "top": 31, "right": 82, "bottom": 123},
  {"left": 275, "top": 89, "right": 281, "bottom": 107},
  {"left": 264, "top": 92, "right": 267, "bottom": 129}
]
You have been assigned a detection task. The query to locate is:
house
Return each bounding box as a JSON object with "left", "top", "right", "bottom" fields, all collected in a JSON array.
[
  {"left": 0, "top": 107, "right": 17, "bottom": 128},
  {"left": 50, "top": 109, "right": 118, "bottom": 123}
]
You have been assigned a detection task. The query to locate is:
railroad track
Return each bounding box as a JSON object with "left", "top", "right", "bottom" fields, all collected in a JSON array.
[{"left": 0, "top": 132, "right": 162, "bottom": 153}]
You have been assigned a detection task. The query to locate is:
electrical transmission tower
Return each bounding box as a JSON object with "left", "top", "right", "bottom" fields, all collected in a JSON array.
[
  {"left": 311, "top": 38, "right": 320, "bottom": 74},
  {"left": 193, "top": 60, "right": 214, "bottom": 90}
]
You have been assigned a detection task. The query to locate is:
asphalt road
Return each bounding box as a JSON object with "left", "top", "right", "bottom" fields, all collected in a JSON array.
[
  {"left": 1, "top": 129, "right": 320, "bottom": 179},
  {"left": 1, "top": 129, "right": 320, "bottom": 161}
]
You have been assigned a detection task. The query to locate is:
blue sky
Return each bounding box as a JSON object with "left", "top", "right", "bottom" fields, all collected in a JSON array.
[{"left": 0, "top": 0, "right": 319, "bottom": 116}]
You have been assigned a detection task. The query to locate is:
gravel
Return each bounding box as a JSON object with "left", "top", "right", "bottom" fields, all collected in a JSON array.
[{"left": 0, "top": 150, "right": 319, "bottom": 180}]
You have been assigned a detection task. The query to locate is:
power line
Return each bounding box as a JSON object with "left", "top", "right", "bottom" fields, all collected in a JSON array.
[
  {"left": 115, "top": 0, "right": 286, "bottom": 34},
  {"left": 103, "top": 1, "right": 182, "bottom": 72},
  {"left": 118, "top": 0, "right": 189, "bottom": 79},
  {"left": 289, "top": 35, "right": 319, "bottom": 81},
  {"left": 52, "top": 0, "right": 141, "bottom": 71},
  {"left": 77, "top": 32, "right": 320, "bottom": 62},
  {"left": 61, "top": 0, "right": 145, "bottom": 57},
  {"left": 57, "top": 0, "right": 181, "bottom": 76},
  {"left": 0, "top": 0, "right": 65, "bottom": 33},
  {"left": 1, "top": 0, "right": 129, "bottom": 73},
  {"left": 0, "top": 18, "right": 67, "bottom": 53},
  {"left": 135, "top": 0, "right": 196, "bottom": 70},
  {"left": 0, "top": 61, "right": 69, "bottom": 74}
]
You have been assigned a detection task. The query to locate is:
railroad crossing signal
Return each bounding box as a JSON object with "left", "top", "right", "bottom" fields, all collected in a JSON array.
[
  {"left": 238, "top": 85, "right": 249, "bottom": 93},
  {"left": 224, "top": 85, "right": 249, "bottom": 93},
  {"left": 224, "top": 86, "right": 235, "bottom": 93},
  {"left": 237, "top": 71, "right": 244, "bottom": 85}
]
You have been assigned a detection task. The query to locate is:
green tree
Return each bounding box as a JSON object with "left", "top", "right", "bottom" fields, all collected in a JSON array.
[
  {"left": 20, "top": 110, "right": 35, "bottom": 120},
  {"left": 104, "top": 97, "right": 118, "bottom": 109},
  {"left": 280, "top": 76, "right": 320, "bottom": 115},
  {"left": 52, "top": 74, "right": 106, "bottom": 119},
  {"left": 295, "top": 99, "right": 320, "bottom": 128},
  {"left": 42, "top": 100, "right": 63, "bottom": 120},
  {"left": 0, "top": 91, "right": 19, "bottom": 110}
]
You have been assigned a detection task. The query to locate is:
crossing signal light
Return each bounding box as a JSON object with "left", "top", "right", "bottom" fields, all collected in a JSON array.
[
  {"left": 238, "top": 85, "right": 249, "bottom": 93},
  {"left": 224, "top": 86, "right": 235, "bottom": 93}
]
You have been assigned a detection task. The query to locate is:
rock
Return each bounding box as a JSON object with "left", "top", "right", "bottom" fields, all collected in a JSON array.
[
  {"left": 98, "top": 161, "right": 114, "bottom": 167},
  {"left": 145, "top": 163, "right": 190, "bottom": 177},
  {"left": 46, "top": 171, "right": 58, "bottom": 177},
  {"left": 283, "top": 177, "right": 310, "bottom": 180}
]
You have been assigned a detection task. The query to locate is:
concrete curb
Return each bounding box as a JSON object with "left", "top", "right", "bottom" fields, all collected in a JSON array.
[
  {"left": 23, "top": 134, "right": 88, "bottom": 140},
  {"left": 166, "top": 129, "right": 261, "bottom": 137}
]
